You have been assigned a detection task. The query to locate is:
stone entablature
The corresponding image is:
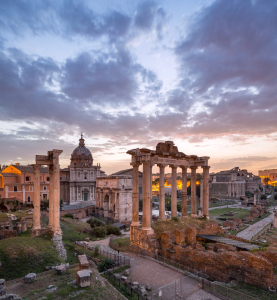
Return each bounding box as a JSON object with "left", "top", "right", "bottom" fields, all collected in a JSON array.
[
  {"left": 96, "top": 175, "right": 132, "bottom": 223},
  {"left": 127, "top": 141, "right": 210, "bottom": 241}
]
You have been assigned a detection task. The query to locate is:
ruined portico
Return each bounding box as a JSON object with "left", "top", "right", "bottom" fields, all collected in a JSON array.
[
  {"left": 31, "top": 149, "right": 67, "bottom": 259},
  {"left": 127, "top": 141, "right": 210, "bottom": 250}
]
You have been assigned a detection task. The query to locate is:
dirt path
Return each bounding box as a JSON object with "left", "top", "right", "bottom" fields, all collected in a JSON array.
[
  {"left": 124, "top": 253, "right": 220, "bottom": 300},
  {"left": 237, "top": 212, "right": 273, "bottom": 240}
]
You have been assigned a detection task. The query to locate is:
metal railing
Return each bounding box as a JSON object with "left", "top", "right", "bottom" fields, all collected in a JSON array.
[
  {"left": 134, "top": 248, "right": 260, "bottom": 300},
  {"left": 103, "top": 269, "right": 147, "bottom": 300}
]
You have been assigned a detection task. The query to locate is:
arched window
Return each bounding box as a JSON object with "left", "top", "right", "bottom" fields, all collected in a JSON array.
[{"left": 84, "top": 173, "right": 87, "bottom": 180}]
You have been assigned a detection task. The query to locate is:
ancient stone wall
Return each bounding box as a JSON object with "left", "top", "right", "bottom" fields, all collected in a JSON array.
[{"left": 0, "top": 230, "right": 18, "bottom": 239}]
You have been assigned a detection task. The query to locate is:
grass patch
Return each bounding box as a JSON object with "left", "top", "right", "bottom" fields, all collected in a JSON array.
[
  {"left": 109, "top": 237, "right": 130, "bottom": 252},
  {"left": 209, "top": 208, "right": 250, "bottom": 222},
  {"left": 233, "top": 281, "right": 277, "bottom": 300},
  {"left": 0, "top": 234, "right": 62, "bottom": 280}
]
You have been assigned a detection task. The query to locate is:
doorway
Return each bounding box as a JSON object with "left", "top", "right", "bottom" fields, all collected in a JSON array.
[{"left": 84, "top": 193, "right": 88, "bottom": 201}]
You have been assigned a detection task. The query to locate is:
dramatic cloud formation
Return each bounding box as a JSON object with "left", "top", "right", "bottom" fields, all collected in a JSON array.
[{"left": 0, "top": 0, "right": 276, "bottom": 173}]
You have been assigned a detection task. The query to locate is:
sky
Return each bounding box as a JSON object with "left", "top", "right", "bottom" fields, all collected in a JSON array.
[{"left": 0, "top": 0, "right": 277, "bottom": 175}]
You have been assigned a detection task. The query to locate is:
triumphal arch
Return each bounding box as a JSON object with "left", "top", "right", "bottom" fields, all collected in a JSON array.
[{"left": 127, "top": 141, "right": 210, "bottom": 250}]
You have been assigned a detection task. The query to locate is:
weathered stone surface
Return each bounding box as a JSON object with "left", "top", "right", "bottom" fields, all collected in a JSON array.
[
  {"left": 76, "top": 269, "right": 92, "bottom": 287},
  {"left": 0, "top": 280, "right": 5, "bottom": 286},
  {"left": 121, "top": 276, "right": 128, "bottom": 281},
  {"left": 44, "top": 286, "right": 58, "bottom": 293},
  {"left": 145, "top": 284, "right": 151, "bottom": 291},
  {"left": 0, "top": 286, "right": 6, "bottom": 296},
  {"left": 195, "top": 243, "right": 205, "bottom": 251},
  {"left": 258, "top": 251, "right": 277, "bottom": 268},
  {"left": 0, "top": 294, "right": 22, "bottom": 300},
  {"left": 24, "top": 273, "right": 36, "bottom": 283},
  {"left": 78, "top": 255, "right": 89, "bottom": 270},
  {"left": 55, "top": 265, "right": 66, "bottom": 275},
  {"left": 124, "top": 269, "right": 129, "bottom": 276}
]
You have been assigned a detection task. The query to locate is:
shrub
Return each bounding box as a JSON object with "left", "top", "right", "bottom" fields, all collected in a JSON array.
[
  {"left": 94, "top": 245, "right": 100, "bottom": 256},
  {"left": 97, "top": 258, "right": 115, "bottom": 272},
  {"left": 261, "top": 194, "right": 267, "bottom": 200},
  {"left": 87, "top": 218, "right": 103, "bottom": 228},
  {"left": 64, "top": 213, "right": 74, "bottom": 219},
  {"left": 92, "top": 226, "right": 107, "bottom": 237},
  {"left": 172, "top": 216, "right": 179, "bottom": 222},
  {"left": 106, "top": 224, "right": 122, "bottom": 236}
]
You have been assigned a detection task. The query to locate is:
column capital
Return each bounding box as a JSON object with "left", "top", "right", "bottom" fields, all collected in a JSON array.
[
  {"left": 157, "top": 164, "right": 166, "bottom": 168},
  {"left": 31, "top": 164, "right": 40, "bottom": 172},
  {"left": 190, "top": 166, "right": 198, "bottom": 170},
  {"left": 202, "top": 166, "right": 211, "bottom": 170},
  {"left": 131, "top": 162, "right": 141, "bottom": 167},
  {"left": 169, "top": 164, "right": 177, "bottom": 169},
  {"left": 180, "top": 165, "right": 187, "bottom": 169}
]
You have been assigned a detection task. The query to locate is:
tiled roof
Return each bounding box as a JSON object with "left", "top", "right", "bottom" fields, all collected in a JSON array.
[
  {"left": 112, "top": 168, "right": 142, "bottom": 175},
  {"left": 11, "top": 165, "right": 49, "bottom": 174}
]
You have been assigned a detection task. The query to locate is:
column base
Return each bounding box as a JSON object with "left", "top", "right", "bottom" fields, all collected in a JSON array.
[
  {"left": 142, "top": 227, "right": 153, "bottom": 232},
  {"left": 31, "top": 227, "right": 49, "bottom": 237},
  {"left": 204, "top": 216, "right": 209, "bottom": 220},
  {"left": 131, "top": 222, "right": 140, "bottom": 226},
  {"left": 181, "top": 215, "right": 188, "bottom": 218},
  {"left": 191, "top": 214, "right": 197, "bottom": 218}
]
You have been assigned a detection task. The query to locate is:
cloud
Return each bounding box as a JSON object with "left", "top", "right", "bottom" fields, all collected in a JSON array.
[
  {"left": 222, "top": 156, "right": 275, "bottom": 163},
  {"left": 0, "top": 0, "right": 166, "bottom": 42},
  {"left": 172, "top": 0, "right": 277, "bottom": 140}
]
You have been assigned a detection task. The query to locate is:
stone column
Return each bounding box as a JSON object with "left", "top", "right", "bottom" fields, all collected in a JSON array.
[
  {"left": 100, "top": 189, "right": 104, "bottom": 217},
  {"left": 132, "top": 163, "right": 140, "bottom": 226},
  {"left": 53, "top": 162, "right": 62, "bottom": 234},
  {"left": 158, "top": 164, "right": 165, "bottom": 220},
  {"left": 200, "top": 179, "right": 203, "bottom": 208},
  {"left": 92, "top": 186, "right": 95, "bottom": 200},
  {"left": 150, "top": 163, "right": 153, "bottom": 222},
  {"left": 231, "top": 183, "right": 234, "bottom": 197},
  {"left": 236, "top": 182, "right": 239, "bottom": 197},
  {"left": 170, "top": 165, "right": 177, "bottom": 217},
  {"left": 254, "top": 193, "right": 256, "bottom": 205},
  {"left": 202, "top": 166, "right": 210, "bottom": 219},
  {"left": 48, "top": 165, "right": 54, "bottom": 230},
  {"left": 181, "top": 167, "right": 188, "bottom": 218},
  {"left": 228, "top": 183, "right": 231, "bottom": 197},
  {"left": 142, "top": 161, "right": 151, "bottom": 230},
  {"left": 190, "top": 166, "right": 198, "bottom": 218},
  {"left": 274, "top": 211, "right": 277, "bottom": 228},
  {"left": 22, "top": 185, "right": 25, "bottom": 204},
  {"left": 32, "top": 164, "right": 41, "bottom": 230}
]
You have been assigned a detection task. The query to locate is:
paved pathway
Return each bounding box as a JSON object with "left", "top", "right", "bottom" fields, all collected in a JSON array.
[
  {"left": 124, "top": 253, "right": 220, "bottom": 300},
  {"left": 237, "top": 212, "right": 273, "bottom": 240}
]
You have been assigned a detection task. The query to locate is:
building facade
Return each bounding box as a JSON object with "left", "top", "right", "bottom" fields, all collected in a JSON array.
[
  {"left": 210, "top": 167, "right": 261, "bottom": 198},
  {"left": 0, "top": 164, "right": 50, "bottom": 203},
  {"left": 96, "top": 175, "right": 133, "bottom": 223},
  {"left": 258, "top": 169, "right": 277, "bottom": 186},
  {"left": 60, "top": 135, "right": 105, "bottom": 205}
]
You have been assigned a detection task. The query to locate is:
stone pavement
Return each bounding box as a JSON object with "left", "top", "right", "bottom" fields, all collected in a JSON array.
[
  {"left": 123, "top": 253, "right": 220, "bottom": 300},
  {"left": 237, "top": 212, "right": 273, "bottom": 240}
]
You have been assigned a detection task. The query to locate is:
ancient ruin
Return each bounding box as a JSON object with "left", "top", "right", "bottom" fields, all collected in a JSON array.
[
  {"left": 127, "top": 141, "right": 210, "bottom": 249},
  {"left": 96, "top": 175, "right": 133, "bottom": 223},
  {"left": 32, "top": 149, "right": 66, "bottom": 259}
]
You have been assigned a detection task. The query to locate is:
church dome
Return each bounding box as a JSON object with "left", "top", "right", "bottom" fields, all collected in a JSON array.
[{"left": 70, "top": 134, "right": 93, "bottom": 167}]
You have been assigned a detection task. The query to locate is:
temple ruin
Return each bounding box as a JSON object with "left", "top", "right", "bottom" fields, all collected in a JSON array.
[
  {"left": 32, "top": 149, "right": 66, "bottom": 259},
  {"left": 127, "top": 141, "right": 210, "bottom": 249}
]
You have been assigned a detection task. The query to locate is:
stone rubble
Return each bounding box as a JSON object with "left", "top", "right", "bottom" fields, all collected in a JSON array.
[{"left": 24, "top": 273, "right": 36, "bottom": 283}]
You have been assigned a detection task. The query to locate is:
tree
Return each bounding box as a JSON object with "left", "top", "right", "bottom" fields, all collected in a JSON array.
[{"left": 261, "top": 194, "right": 267, "bottom": 200}]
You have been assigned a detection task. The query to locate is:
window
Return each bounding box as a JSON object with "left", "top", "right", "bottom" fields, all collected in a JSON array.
[
  {"left": 27, "top": 196, "right": 31, "bottom": 203},
  {"left": 78, "top": 172, "right": 80, "bottom": 177},
  {"left": 139, "top": 187, "right": 142, "bottom": 194},
  {"left": 84, "top": 173, "right": 87, "bottom": 180},
  {"left": 43, "top": 186, "right": 47, "bottom": 191},
  {"left": 26, "top": 176, "right": 30, "bottom": 181},
  {"left": 47, "top": 177, "right": 50, "bottom": 181},
  {"left": 14, "top": 186, "right": 17, "bottom": 192}
]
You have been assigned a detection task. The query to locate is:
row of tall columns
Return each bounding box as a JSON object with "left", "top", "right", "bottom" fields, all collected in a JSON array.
[
  {"left": 32, "top": 163, "right": 61, "bottom": 234},
  {"left": 131, "top": 163, "right": 210, "bottom": 228},
  {"left": 228, "top": 182, "right": 245, "bottom": 197}
]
